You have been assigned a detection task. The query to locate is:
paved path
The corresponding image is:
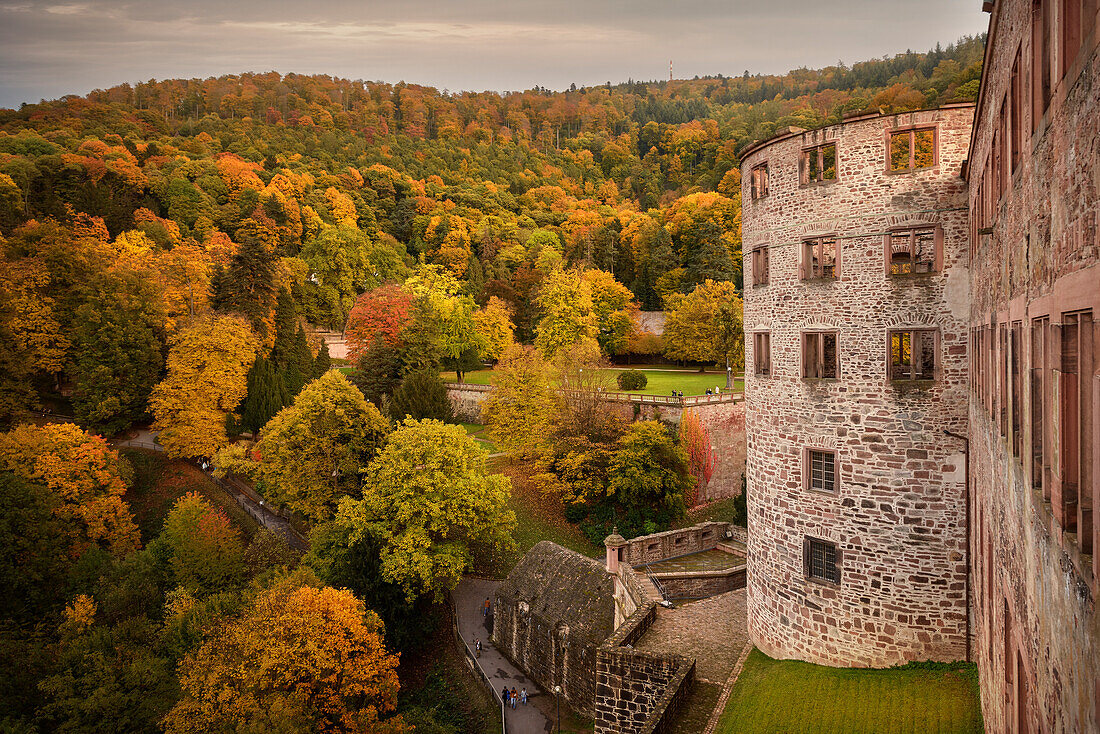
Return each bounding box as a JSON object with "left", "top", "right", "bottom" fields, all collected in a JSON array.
[
  {"left": 633, "top": 588, "right": 749, "bottom": 685},
  {"left": 453, "top": 578, "right": 553, "bottom": 733}
]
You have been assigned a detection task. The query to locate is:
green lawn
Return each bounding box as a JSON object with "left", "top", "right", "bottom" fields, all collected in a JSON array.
[
  {"left": 459, "top": 422, "right": 498, "bottom": 454},
  {"left": 443, "top": 367, "right": 743, "bottom": 397},
  {"left": 716, "top": 649, "right": 983, "bottom": 734}
]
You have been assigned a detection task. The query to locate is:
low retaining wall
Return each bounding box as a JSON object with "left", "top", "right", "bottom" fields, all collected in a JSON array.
[
  {"left": 446, "top": 383, "right": 492, "bottom": 422},
  {"left": 594, "top": 603, "right": 695, "bottom": 734},
  {"left": 652, "top": 565, "right": 746, "bottom": 601},
  {"left": 620, "top": 522, "right": 732, "bottom": 567}
]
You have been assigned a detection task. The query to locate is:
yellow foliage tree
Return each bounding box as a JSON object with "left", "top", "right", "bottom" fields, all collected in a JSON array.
[
  {"left": 149, "top": 315, "right": 258, "bottom": 458},
  {"left": 482, "top": 344, "right": 560, "bottom": 459},
  {"left": 473, "top": 296, "right": 516, "bottom": 361},
  {"left": 0, "top": 423, "right": 140, "bottom": 558},
  {"left": 165, "top": 574, "right": 406, "bottom": 734}
]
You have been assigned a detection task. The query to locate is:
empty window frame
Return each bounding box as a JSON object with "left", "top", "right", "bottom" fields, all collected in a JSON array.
[
  {"left": 802, "top": 331, "right": 838, "bottom": 379},
  {"left": 752, "top": 245, "right": 769, "bottom": 286},
  {"left": 1000, "top": 323, "right": 1009, "bottom": 438},
  {"left": 804, "top": 536, "right": 840, "bottom": 584},
  {"left": 887, "top": 226, "right": 940, "bottom": 274},
  {"left": 1060, "top": 0, "right": 1082, "bottom": 82},
  {"left": 889, "top": 329, "right": 937, "bottom": 381},
  {"left": 751, "top": 163, "right": 769, "bottom": 199},
  {"left": 800, "top": 142, "right": 837, "bottom": 185},
  {"left": 1057, "top": 310, "right": 1094, "bottom": 549},
  {"left": 889, "top": 127, "right": 936, "bottom": 172},
  {"left": 754, "top": 332, "right": 771, "bottom": 376},
  {"left": 1010, "top": 48, "right": 1023, "bottom": 172},
  {"left": 1032, "top": 316, "right": 1050, "bottom": 498},
  {"left": 1033, "top": 0, "right": 1052, "bottom": 129},
  {"left": 1012, "top": 321, "right": 1024, "bottom": 457},
  {"left": 802, "top": 237, "right": 838, "bottom": 280}
]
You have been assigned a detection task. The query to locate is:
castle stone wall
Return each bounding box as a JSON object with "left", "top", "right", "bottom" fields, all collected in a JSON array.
[
  {"left": 966, "top": 3, "right": 1100, "bottom": 731},
  {"left": 741, "top": 105, "right": 974, "bottom": 667}
]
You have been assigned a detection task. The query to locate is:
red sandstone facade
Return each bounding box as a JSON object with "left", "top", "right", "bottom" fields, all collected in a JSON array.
[
  {"left": 740, "top": 106, "right": 974, "bottom": 667},
  {"left": 967, "top": 2, "right": 1100, "bottom": 731}
]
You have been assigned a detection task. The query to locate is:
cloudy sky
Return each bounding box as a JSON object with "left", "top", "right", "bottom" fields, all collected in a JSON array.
[{"left": 0, "top": 0, "right": 989, "bottom": 109}]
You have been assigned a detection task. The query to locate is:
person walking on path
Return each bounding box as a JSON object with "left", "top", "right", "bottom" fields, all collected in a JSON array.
[
  {"left": 520, "top": 687, "right": 528, "bottom": 705},
  {"left": 475, "top": 638, "right": 482, "bottom": 658},
  {"left": 510, "top": 687, "right": 518, "bottom": 709},
  {"left": 482, "top": 598, "right": 491, "bottom": 617},
  {"left": 501, "top": 687, "right": 509, "bottom": 707}
]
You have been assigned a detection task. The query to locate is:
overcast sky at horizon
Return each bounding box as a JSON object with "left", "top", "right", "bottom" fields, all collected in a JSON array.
[{"left": 0, "top": 1, "right": 989, "bottom": 110}]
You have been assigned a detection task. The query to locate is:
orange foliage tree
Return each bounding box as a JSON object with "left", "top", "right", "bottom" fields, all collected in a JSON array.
[
  {"left": 678, "top": 409, "right": 715, "bottom": 508},
  {"left": 344, "top": 284, "right": 414, "bottom": 362},
  {"left": 164, "top": 573, "right": 406, "bottom": 734},
  {"left": 0, "top": 423, "right": 139, "bottom": 558}
]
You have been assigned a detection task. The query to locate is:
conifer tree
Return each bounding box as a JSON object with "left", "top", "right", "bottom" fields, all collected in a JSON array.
[
  {"left": 351, "top": 339, "right": 403, "bottom": 409},
  {"left": 219, "top": 231, "right": 277, "bottom": 340},
  {"left": 313, "top": 342, "right": 331, "bottom": 378},
  {"left": 283, "top": 325, "right": 314, "bottom": 399},
  {"left": 270, "top": 287, "right": 297, "bottom": 368},
  {"left": 240, "top": 355, "right": 287, "bottom": 435}
]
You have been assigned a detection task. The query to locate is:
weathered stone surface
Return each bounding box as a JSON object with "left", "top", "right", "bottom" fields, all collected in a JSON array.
[
  {"left": 493, "top": 541, "right": 615, "bottom": 718},
  {"left": 740, "top": 105, "right": 974, "bottom": 667},
  {"left": 966, "top": 3, "right": 1100, "bottom": 732}
]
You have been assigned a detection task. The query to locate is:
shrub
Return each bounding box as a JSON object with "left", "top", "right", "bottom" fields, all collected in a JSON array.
[
  {"left": 388, "top": 370, "right": 453, "bottom": 422},
  {"left": 617, "top": 369, "right": 648, "bottom": 391}
]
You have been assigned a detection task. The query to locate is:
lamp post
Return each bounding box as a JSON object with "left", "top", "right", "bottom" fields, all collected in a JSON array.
[
  {"left": 258, "top": 500, "right": 267, "bottom": 526},
  {"left": 553, "top": 685, "right": 561, "bottom": 732}
]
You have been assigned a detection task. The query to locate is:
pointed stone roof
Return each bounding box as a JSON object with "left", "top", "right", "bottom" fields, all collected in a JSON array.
[{"left": 496, "top": 541, "right": 615, "bottom": 645}]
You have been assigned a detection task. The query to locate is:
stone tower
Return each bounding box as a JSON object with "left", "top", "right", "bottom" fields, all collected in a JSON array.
[{"left": 740, "top": 105, "right": 974, "bottom": 667}]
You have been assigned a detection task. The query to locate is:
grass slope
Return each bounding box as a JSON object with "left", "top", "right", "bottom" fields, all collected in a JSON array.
[
  {"left": 717, "top": 649, "right": 983, "bottom": 734},
  {"left": 122, "top": 449, "right": 260, "bottom": 544}
]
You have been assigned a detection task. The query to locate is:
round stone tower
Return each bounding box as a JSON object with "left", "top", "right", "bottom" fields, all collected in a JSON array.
[{"left": 740, "top": 105, "right": 973, "bottom": 667}]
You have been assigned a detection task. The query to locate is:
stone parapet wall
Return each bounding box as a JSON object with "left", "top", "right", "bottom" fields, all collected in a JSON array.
[
  {"left": 652, "top": 566, "right": 746, "bottom": 601},
  {"left": 445, "top": 383, "right": 492, "bottom": 422},
  {"left": 594, "top": 603, "right": 695, "bottom": 734},
  {"left": 742, "top": 105, "right": 974, "bottom": 667},
  {"left": 620, "top": 522, "right": 731, "bottom": 567},
  {"left": 614, "top": 563, "right": 649, "bottom": 626}
]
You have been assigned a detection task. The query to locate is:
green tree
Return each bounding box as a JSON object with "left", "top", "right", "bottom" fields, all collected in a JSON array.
[
  {"left": 157, "top": 491, "right": 245, "bottom": 595},
  {"left": 239, "top": 354, "right": 288, "bottom": 436},
  {"left": 313, "top": 341, "right": 332, "bottom": 377},
  {"left": 71, "top": 271, "right": 167, "bottom": 435},
  {"left": 269, "top": 286, "right": 298, "bottom": 368},
  {"left": 301, "top": 223, "right": 405, "bottom": 329},
  {"left": 351, "top": 339, "right": 404, "bottom": 409},
  {"left": 213, "top": 231, "right": 277, "bottom": 341},
  {"left": 607, "top": 420, "right": 690, "bottom": 530},
  {"left": 252, "top": 371, "right": 390, "bottom": 521},
  {"left": 333, "top": 419, "right": 515, "bottom": 601},
  {"left": 0, "top": 471, "right": 69, "bottom": 621},
  {"left": 582, "top": 268, "right": 638, "bottom": 356},
  {"left": 388, "top": 370, "right": 453, "bottom": 422}
]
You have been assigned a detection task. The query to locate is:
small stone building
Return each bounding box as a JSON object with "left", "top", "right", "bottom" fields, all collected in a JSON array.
[{"left": 493, "top": 541, "right": 614, "bottom": 718}]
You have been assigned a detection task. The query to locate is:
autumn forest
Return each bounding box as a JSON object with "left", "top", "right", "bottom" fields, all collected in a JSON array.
[{"left": 0, "top": 35, "right": 983, "bottom": 733}]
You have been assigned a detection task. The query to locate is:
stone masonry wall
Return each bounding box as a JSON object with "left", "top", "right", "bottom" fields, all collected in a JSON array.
[
  {"left": 653, "top": 567, "right": 746, "bottom": 600},
  {"left": 741, "top": 106, "right": 974, "bottom": 667},
  {"left": 966, "top": 3, "right": 1100, "bottom": 731},
  {"left": 594, "top": 603, "right": 695, "bottom": 734},
  {"left": 620, "top": 522, "right": 732, "bottom": 566},
  {"left": 445, "top": 383, "right": 491, "bottom": 422}
]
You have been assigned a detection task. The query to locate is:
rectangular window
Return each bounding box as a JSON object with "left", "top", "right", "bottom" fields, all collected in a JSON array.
[
  {"left": 804, "top": 537, "right": 840, "bottom": 584},
  {"left": 751, "top": 163, "right": 769, "bottom": 199},
  {"left": 752, "top": 246, "right": 769, "bottom": 286},
  {"left": 889, "top": 128, "right": 936, "bottom": 172},
  {"left": 1033, "top": 0, "right": 1052, "bottom": 130},
  {"left": 1032, "top": 316, "right": 1050, "bottom": 498},
  {"left": 754, "top": 332, "right": 771, "bottom": 376},
  {"left": 807, "top": 449, "right": 837, "bottom": 493},
  {"left": 802, "top": 332, "right": 838, "bottom": 379},
  {"left": 1011, "top": 48, "right": 1022, "bottom": 172},
  {"left": 1012, "top": 322, "right": 1023, "bottom": 457},
  {"left": 887, "top": 227, "right": 939, "bottom": 274},
  {"left": 1000, "top": 323, "right": 1009, "bottom": 438},
  {"left": 800, "top": 142, "right": 837, "bottom": 185},
  {"left": 802, "top": 237, "right": 837, "bottom": 280},
  {"left": 889, "top": 329, "right": 937, "bottom": 381},
  {"left": 1059, "top": 310, "right": 1094, "bottom": 548},
  {"left": 1061, "top": 0, "right": 1082, "bottom": 81}
]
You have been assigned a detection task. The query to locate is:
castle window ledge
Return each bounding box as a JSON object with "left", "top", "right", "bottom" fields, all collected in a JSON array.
[{"left": 889, "top": 379, "right": 936, "bottom": 389}]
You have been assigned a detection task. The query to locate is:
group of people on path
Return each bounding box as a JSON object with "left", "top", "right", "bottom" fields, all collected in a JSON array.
[
  {"left": 501, "top": 686, "right": 528, "bottom": 709},
  {"left": 477, "top": 598, "right": 530, "bottom": 710}
]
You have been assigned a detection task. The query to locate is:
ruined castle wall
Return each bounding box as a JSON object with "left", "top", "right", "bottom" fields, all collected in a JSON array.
[
  {"left": 741, "top": 106, "right": 974, "bottom": 667},
  {"left": 966, "top": 2, "right": 1100, "bottom": 731}
]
